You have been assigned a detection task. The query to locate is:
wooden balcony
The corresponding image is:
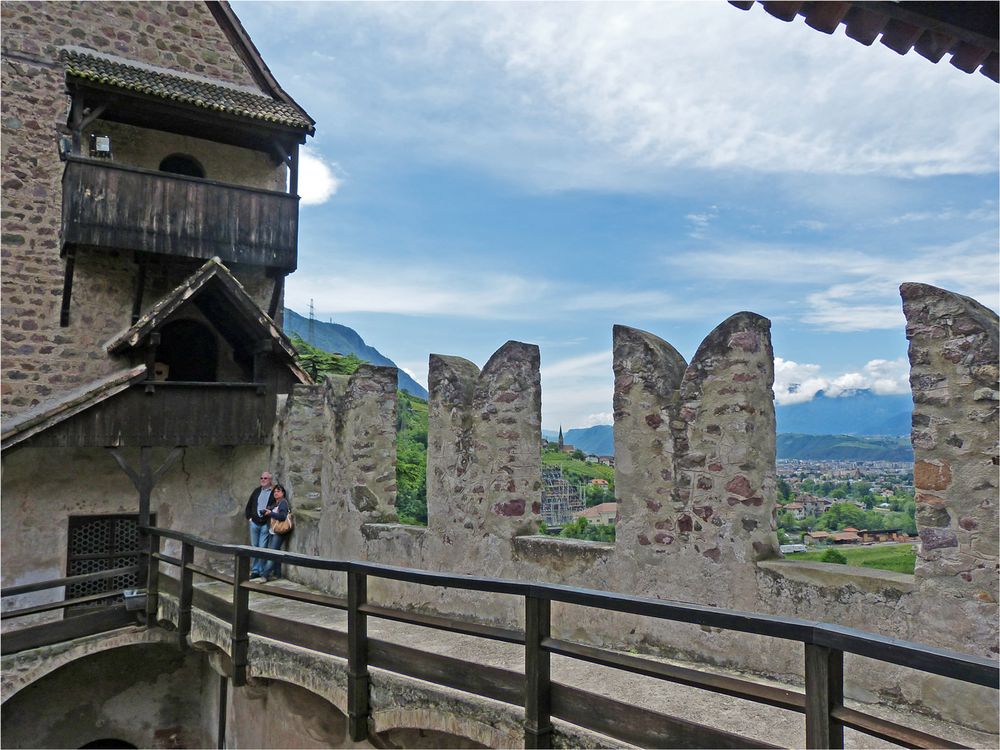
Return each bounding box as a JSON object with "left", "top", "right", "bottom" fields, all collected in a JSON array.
[
  {"left": 61, "top": 156, "right": 298, "bottom": 271},
  {"left": 24, "top": 382, "right": 276, "bottom": 448}
]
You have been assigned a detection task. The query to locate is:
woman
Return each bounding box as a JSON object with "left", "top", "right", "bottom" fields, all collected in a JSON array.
[{"left": 259, "top": 484, "right": 291, "bottom": 582}]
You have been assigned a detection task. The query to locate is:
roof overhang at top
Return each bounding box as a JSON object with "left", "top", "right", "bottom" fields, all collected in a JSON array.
[
  {"left": 731, "top": 1, "right": 999, "bottom": 82},
  {"left": 62, "top": 46, "right": 315, "bottom": 153}
]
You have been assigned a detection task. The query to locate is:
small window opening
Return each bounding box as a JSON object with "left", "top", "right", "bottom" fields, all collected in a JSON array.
[
  {"left": 159, "top": 153, "right": 205, "bottom": 178},
  {"left": 80, "top": 740, "right": 138, "bottom": 749},
  {"left": 157, "top": 319, "right": 218, "bottom": 382}
]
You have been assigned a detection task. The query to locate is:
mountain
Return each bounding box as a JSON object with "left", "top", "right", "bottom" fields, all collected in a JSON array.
[
  {"left": 565, "top": 426, "right": 614, "bottom": 456},
  {"left": 541, "top": 392, "right": 913, "bottom": 460},
  {"left": 777, "top": 434, "right": 912, "bottom": 461},
  {"left": 283, "top": 309, "right": 428, "bottom": 399},
  {"left": 775, "top": 390, "right": 911, "bottom": 436}
]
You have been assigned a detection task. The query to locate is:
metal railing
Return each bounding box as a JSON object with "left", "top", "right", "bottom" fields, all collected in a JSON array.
[{"left": 5, "top": 525, "right": 998, "bottom": 749}]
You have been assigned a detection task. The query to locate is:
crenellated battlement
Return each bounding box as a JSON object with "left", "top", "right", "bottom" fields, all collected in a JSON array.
[{"left": 267, "top": 285, "right": 998, "bottom": 728}]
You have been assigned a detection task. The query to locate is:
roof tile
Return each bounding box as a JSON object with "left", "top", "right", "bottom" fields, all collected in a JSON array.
[{"left": 62, "top": 48, "right": 311, "bottom": 130}]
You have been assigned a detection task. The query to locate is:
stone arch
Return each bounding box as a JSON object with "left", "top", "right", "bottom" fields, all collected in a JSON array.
[
  {"left": 1, "top": 627, "right": 172, "bottom": 702},
  {"left": 1, "top": 640, "right": 212, "bottom": 749},
  {"left": 371, "top": 707, "right": 516, "bottom": 749}
]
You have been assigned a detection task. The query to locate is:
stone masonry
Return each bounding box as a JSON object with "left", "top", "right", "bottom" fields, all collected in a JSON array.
[
  {"left": 902, "top": 282, "right": 999, "bottom": 652},
  {"left": 1, "top": 1, "right": 283, "bottom": 415},
  {"left": 267, "top": 293, "right": 998, "bottom": 727},
  {"left": 426, "top": 342, "right": 543, "bottom": 554},
  {"left": 612, "top": 315, "right": 777, "bottom": 608}
]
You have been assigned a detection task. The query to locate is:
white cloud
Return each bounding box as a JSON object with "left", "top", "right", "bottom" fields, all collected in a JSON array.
[
  {"left": 665, "top": 233, "right": 1000, "bottom": 331},
  {"left": 541, "top": 350, "right": 612, "bottom": 379},
  {"left": 399, "top": 363, "right": 428, "bottom": 390},
  {"left": 774, "top": 356, "right": 910, "bottom": 405},
  {"left": 240, "top": 2, "right": 997, "bottom": 194},
  {"left": 298, "top": 148, "right": 340, "bottom": 205}
]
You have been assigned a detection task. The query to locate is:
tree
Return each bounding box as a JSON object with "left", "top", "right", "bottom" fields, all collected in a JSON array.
[
  {"left": 821, "top": 549, "right": 848, "bottom": 565},
  {"left": 777, "top": 478, "right": 792, "bottom": 503}
]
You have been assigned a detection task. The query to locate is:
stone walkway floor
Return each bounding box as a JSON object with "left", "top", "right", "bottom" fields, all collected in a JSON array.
[{"left": 188, "top": 577, "right": 997, "bottom": 749}]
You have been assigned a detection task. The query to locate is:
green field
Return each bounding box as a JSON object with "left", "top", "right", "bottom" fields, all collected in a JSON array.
[{"left": 785, "top": 543, "right": 916, "bottom": 574}]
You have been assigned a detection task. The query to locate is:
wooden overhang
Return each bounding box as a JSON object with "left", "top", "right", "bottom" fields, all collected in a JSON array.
[
  {"left": 3, "top": 260, "right": 311, "bottom": 452},
  {"left": 105, "top": 256, "right": 311, "bottom": 387},
  {"left": 730, "top": 1, "right": 999, "bottom": 82}
]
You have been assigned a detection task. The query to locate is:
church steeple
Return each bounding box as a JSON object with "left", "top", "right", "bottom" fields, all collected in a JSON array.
[{"left": 557, "top": 425, "right": 564, "bottom": 450}]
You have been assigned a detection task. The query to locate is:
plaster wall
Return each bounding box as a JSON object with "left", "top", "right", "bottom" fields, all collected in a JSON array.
[
  {"left": 97, "top": 120, "right": 286, "bottom": 192},
  {"left": 0, "top": 444, "right": 268, "bottom": 614}
]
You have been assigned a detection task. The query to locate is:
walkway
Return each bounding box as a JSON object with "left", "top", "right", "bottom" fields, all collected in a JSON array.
[{"left": 173, "top": 575, "right": 997, "bottom": 749}]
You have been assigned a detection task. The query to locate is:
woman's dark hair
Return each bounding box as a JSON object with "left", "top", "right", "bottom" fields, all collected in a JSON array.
[{"left": 272, "top": 484, "right": 290, "bottom": 505}]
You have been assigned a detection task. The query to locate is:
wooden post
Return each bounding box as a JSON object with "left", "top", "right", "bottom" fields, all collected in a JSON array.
[
  {"left": 177, "top": 541, "right": 194, "bottom": 649},
  {"left": 524, "top": 594, "right": 552, "bottom": 749},
  {"left": 804, "top": 643, "right": 844, "bottom": 749},
  {"left": 231, "top": 554, "right": 251, "bottom": 687},
  {"left": 217, "top": 674, "right": 228, "bottom": 749},
  {"left": 253, "top": 339, "right": 272, "bottom": 385},
  {"left": 59, "top": 248, "right": 76, "bottom": 327},
  {"left": 347, "top": 569, "right": 370, "bottom": 742},
  {"left": 144, "top": 333, "right": 161, "bottom": 383},
  {"left": 289, "top": 144, "right": 299, "bottom": 197},
  {"left": 145, "top": 530, "right": 160, "bottom": 627}
]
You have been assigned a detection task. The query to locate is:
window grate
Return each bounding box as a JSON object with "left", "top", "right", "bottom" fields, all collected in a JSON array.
[{"left": 66, "top": 514, "right": 152, "bottom": 614}]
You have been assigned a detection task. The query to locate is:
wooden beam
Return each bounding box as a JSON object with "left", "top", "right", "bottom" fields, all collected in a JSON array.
[
  {"left": 59, "top": 248, "right": 76, "bottom": 327},
  {"left": 289, "top": 144, "right": 299, "bottom": 197},
  {"left": 267, "top": 272, "right": 283, "bottom": 320},
  {"left": 217, "top": 674, "right": 228, "bottom": 749}
]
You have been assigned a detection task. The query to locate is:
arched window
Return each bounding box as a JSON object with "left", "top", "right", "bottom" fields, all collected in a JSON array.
[
  {"left": 158, "top": 153, "right": 205, "bottom": 178},
  {"left": 80, "top": 740, "right": 137, "bottom": 749},
  {"left": 156, "top": 319, "right": 218, "bottom": 382}
]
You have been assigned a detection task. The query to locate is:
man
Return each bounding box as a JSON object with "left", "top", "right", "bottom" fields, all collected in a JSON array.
[{"left": 244, "top": 470, "right": 274, "bottom": 579}]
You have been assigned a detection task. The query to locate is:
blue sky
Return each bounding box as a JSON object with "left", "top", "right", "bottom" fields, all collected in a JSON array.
[{"left": 233, "top": 1, "right": 999, "bottom": 430}]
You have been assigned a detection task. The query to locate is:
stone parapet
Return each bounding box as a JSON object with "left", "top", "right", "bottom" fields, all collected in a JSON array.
[
  {"left": 427, "top": 342, "right": 543, "bottom": 547},
  {"left": 901, "top": 282, "right": 999, "bottom": 658}
]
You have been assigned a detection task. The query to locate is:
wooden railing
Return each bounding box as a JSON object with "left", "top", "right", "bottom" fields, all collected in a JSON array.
[
  {"left": 61, "top": 156, "right": 298, "bottom": 271},
  {"left": 5, "top": 527, "right": 998, "bottom": 749},
  {"left": 1, "top": 565, "right": 140, "bottom": 655}
]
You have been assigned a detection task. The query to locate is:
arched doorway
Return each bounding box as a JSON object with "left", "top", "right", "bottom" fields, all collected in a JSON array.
[{"left": 157, "top": 319, "right": 218, "bottom": 382}]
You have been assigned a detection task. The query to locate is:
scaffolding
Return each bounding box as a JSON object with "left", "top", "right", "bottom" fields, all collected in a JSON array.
[{"left": 541, "top": 467, "right": 586, "bottom": 526}]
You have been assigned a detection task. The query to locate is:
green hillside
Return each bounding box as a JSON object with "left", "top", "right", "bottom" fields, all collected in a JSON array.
[
  {"left": 777, "top": 434, "right": 912, "bottom": 461},
  {"left": 291, "top": 335, "right": 429, "bottom": 525}
]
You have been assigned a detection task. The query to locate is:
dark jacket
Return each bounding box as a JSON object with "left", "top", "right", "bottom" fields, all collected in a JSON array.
[
  {"left": 244, "top": 487, "right": 271, "bottom": 525},
  {"left": 265, "top": 498, "right": 290, "bottom": 524}
]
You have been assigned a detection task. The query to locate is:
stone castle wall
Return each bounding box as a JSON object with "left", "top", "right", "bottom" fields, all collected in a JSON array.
[
  {"left": 272, "top": 286, "right": 998, "bottom": 728},
  {"left": 1, "top": 1, "right": 284, "bottom": 416}
]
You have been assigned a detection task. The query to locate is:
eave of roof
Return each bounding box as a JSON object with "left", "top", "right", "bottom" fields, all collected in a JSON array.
[
  {"left": 62, "top": 47, "right": 314, "bottom": 132},
  {"left": 731, "top": 1, "right": 999, "bottom": 82},
  {"left": 105, "top": 257, "right": 311, "bottom": 386},
  {"left": 1, "top": 365, "right": 148, "bottom": 452},
  {"left": 206, "top": 1, "right": 316, "bottom": 132}
]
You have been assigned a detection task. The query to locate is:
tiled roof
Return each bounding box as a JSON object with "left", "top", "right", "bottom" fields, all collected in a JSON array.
[
  {"left": 62, "top": 48, "right": 312, "bottom": 130},
  {"left": 730, "top": 1, "right": 999, "bottom": 82}
]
